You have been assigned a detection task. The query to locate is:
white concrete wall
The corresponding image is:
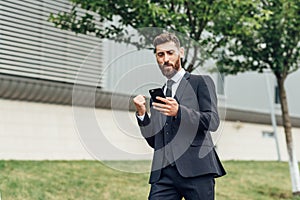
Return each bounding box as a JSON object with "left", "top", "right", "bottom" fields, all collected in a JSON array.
[
  {"left": 0, "top": 98, "right": 300, "bottom": 161},
  {"left": 0, "top": 99, "right": 91, "bottom": 160},
  {"left": 0, "top": 99, "right": 152, "bottom": 160},
  {"left": 215, "top": 120, "right": 300, "bottom": 161},
  {"left": 225, "top": 70, "right": 300, "bottom": 117}
]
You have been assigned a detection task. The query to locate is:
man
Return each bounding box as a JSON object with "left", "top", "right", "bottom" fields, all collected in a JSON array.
[{"left": 133, "top": 32, "right": 226, "bottom": 200}]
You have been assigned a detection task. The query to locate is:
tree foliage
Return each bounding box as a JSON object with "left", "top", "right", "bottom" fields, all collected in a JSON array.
[
  {"left": 49, "top": 0, "right": 265, "bottom": 72},
  {"left": 216, "top": 0, "right": 300, "bottom": 78}
]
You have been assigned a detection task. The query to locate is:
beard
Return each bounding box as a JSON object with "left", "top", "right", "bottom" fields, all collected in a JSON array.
[{"left": 159, "top": 55, "right": 181, "bottom": 79}]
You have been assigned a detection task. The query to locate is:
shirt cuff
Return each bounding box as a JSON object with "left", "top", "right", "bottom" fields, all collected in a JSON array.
[{"left": 136, "top": 113, "right": 145, "bottom": 121}]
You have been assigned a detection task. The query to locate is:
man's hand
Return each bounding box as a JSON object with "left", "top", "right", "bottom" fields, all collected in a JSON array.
[
  {"left": 133, "top": 95, "right": 146, "bottom": 116},
  {"left": 152, "top": 97, "right": 179, "bottom": 116}
]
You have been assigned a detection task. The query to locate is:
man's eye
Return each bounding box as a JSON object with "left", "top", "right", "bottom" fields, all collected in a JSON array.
[
  {"left": 167, "top": 51, "right": 174, "bottom": 55},
  {"left": 157, "top": 53, "right": 164, "bottom": 57}
]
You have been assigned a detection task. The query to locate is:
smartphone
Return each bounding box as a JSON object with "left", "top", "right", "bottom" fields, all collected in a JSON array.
[{"left": 149, "top": 88, "right": 166, "bottom": 104}]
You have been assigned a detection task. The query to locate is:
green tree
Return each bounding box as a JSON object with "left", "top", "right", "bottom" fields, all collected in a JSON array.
[
  {"left": 49, "top": 0, "right": 262, "bottom": 72},
  {"left": 215, "top": 0, "right": 300, "bottom": 195}
]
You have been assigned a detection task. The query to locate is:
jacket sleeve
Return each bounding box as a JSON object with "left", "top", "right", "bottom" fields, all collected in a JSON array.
[
  {"left": 136, "top": 110, "right": 155, "bottom": 148},
  {"left": 178, "top": 75, "right": 220, "bottom": 132}
]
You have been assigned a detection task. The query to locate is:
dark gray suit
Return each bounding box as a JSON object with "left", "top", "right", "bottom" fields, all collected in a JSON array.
[{"left": 137, "top": 72, "right": 226, "bottom": 199}]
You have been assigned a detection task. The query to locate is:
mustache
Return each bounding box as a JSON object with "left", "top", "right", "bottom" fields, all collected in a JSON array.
[{"left": 161, "top": 62, "right": 174, "bottom": 67}]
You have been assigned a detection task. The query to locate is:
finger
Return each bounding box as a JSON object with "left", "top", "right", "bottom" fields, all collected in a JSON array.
[
  {"left": 152, "top": 102, "right": 164, "bottom": 107},
  {"left": 153, "top": 106, "right": 173, "bottom": 116},
  {"left": 153, "top": 102, "right": 171, "bottom": 109},
  {"left": 156, "top": 96, "right": 169, "bottom": 103},
  {"left": 166, "top": 98, "right": 178, "bottom": 106},
  {"left": 140, "top": 97, "right": 147, "bottom": 103},
  {"left": 166, "top": 97, "right": 175, "bottom": 101},
  {"left": 153, "top": 106, "right": 169, "bottom": 114},
  {"left": 134, "top": 95, "right": 146, "bottom": 102},
  {"left": 153, "top": 106, "right": 164, "bottom": 112}
]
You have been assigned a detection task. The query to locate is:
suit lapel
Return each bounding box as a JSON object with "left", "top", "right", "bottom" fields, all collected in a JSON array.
[{"left": 174, "top": 72, "right": 191, "bottom": 101}]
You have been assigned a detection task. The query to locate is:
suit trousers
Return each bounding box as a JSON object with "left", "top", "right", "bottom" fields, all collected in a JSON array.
[{"left": 148, "top": 165, "right": 215, "bottom": 200}]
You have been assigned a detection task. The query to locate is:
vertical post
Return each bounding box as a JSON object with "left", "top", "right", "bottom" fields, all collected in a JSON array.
[{"left": 264, "top": 71, "right": 281, "bottom": 161}]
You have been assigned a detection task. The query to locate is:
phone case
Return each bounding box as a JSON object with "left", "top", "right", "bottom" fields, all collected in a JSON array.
[{"left": 149, "top": 88, "right": 166, "bottom": 104}]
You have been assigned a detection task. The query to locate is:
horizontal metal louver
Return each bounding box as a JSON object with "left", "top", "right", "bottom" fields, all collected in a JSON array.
[{"left": 0, "top": 0, "right": 103, "bottom": 87}]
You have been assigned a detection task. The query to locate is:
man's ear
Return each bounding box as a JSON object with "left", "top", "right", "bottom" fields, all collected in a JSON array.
[{"left": 179, "top": 47, "right": 184, "bottom": 58}]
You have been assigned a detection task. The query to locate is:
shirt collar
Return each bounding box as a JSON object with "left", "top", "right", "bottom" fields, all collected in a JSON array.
[{"left": 168, "top": 68, "right": 185, "bottom": 83}]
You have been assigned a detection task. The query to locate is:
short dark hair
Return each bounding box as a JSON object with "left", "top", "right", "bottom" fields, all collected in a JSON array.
[{"left": 153, "top": 32, "right": 181, "bottom": 49}]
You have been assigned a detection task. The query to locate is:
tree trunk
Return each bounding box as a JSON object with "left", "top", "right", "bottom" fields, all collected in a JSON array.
[{"left": 277, "top": 76, "right": 300, "bottom": 196}]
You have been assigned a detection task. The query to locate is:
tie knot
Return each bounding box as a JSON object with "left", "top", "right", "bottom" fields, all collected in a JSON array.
[
  {"left": 166, "top": 80, "right": 174, "bottom": 97},
  {"left": 167, "top": 79, "right": 174, "bottom": 88}
]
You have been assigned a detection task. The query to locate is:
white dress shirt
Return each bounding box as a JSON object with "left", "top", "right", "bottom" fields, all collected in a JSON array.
[{"left": 163, "top": 68, "right": 185, "bottom": 98}]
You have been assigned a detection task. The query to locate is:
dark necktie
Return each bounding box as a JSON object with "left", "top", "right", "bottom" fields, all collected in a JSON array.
[
  {"left": 166, "top": 80, "right": 174, "bottom": 97},
  {"left": 164, "top": 79, "right": 175, "bottom": 166}
]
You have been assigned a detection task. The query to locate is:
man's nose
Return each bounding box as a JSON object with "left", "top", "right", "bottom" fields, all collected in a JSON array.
[{"left": 164, "top": 54, "right": 169, "bottom": 62}]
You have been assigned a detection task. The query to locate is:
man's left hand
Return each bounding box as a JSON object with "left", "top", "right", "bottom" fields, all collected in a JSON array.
[{"left": 152, "top": 97, "right": 179, "bottom": 116}]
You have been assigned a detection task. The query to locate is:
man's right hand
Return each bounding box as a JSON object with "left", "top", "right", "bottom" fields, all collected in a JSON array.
[{"left": 133, "top": 95, "right": 146, "bottom": 116}]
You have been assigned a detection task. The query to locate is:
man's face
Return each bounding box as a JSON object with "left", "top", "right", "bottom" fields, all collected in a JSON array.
[{"left": 155, "top": 41, "right": 184, "bottom": 79}]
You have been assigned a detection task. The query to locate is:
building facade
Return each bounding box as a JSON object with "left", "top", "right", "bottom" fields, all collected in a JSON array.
[{"left": 0, "top": 0, "right": 299, "bottom": 161}]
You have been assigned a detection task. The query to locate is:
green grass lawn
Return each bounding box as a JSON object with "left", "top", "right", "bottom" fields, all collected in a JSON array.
[{"left": 0, "top": 160, "right": 300, "bottom": 200}]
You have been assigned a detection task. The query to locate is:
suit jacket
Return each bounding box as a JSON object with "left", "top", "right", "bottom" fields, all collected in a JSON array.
[{"left": 137, "top": 72, "right": 226, "bottom": 183}]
